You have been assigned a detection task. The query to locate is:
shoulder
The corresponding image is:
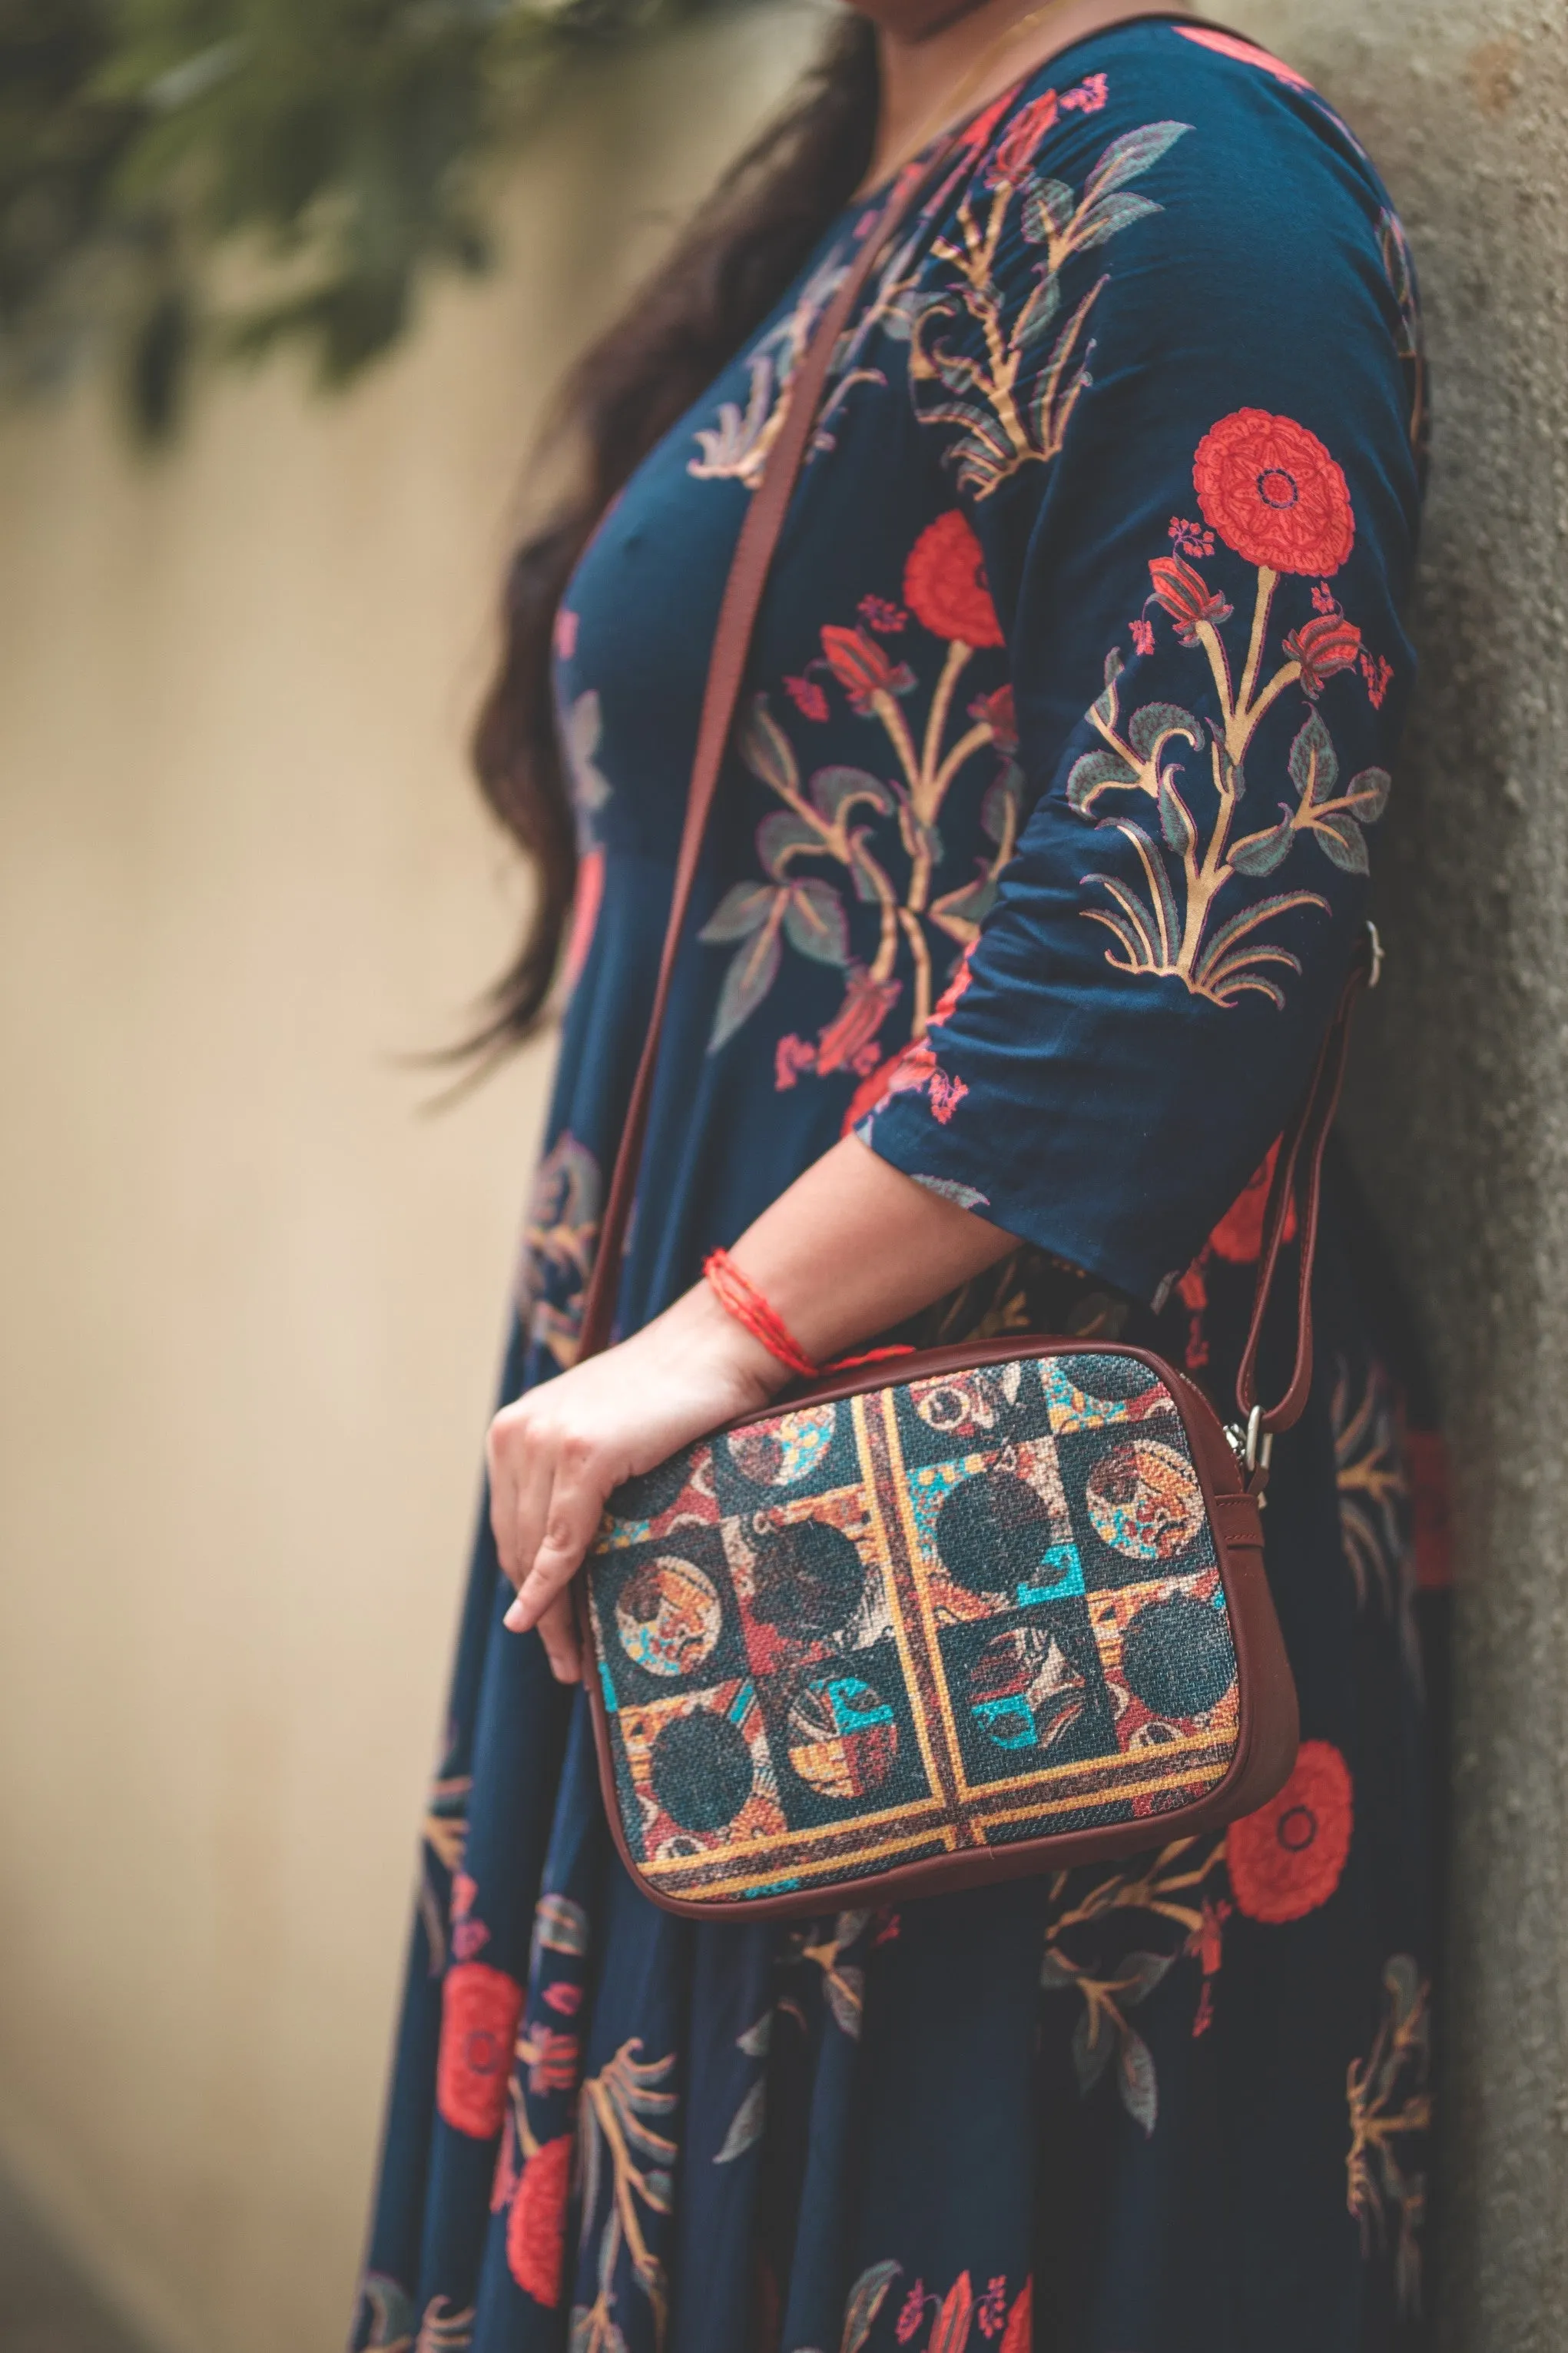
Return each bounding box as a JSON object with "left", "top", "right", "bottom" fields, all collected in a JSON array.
[{"left": 933, "top": 20, "right": 1410, "bottom": 323}]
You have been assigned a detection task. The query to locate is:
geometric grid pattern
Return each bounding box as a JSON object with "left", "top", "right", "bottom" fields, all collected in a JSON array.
[{"left": 585, "top": 1351, "right": 1240, "bottom": 1907}]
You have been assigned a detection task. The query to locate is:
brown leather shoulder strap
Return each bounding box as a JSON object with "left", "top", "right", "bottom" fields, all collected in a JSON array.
[{"left": 575, "top": 147, "right": 962, "bottom": 1359}]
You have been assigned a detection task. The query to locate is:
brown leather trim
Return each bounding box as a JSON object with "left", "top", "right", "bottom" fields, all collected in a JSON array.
[{"left": 578, "top": 1338, "right": 1299, "bottom": 1921}]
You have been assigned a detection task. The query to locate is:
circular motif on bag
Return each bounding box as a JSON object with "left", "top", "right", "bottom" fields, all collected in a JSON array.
[
  {"left": 1084, "top": 1441, "right": 1204, "bottom": 1560},
  {"left": 615, "top": 1555, "right": 723, "bottom": 1678},
  {"left": 933, "top": 1468, "right": 1054, "bottom": 1595},
  {"left": 648, "top": 1706, "right": 754, "bottom": 1832},
  {"left": 727, "top": 1403, "right": 837, "bottom": 1488},
  {"left": 786, "top": 1673, "right": 899, "bottom": 1797},
  {"left": 1119, "top": 1592, "right": 1236, "bottom": 1717},
  {"left": 746, "top": 1517, "right": 867, "bottom": 1638}
]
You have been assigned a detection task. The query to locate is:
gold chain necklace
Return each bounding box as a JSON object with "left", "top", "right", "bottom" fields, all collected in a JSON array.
[{"left": 867, "top": 0, "right": 1083, "bottom": 191}]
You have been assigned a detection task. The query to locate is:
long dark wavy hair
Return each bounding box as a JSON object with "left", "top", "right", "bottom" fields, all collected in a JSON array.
[{"left": 466, "top": 12, "right": 881, "bottom": 1058}]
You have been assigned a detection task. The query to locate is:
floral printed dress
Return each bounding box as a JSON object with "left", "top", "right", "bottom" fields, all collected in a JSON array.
[{"left": 353, "top": 22, "right": 1449, "bottom": 2353}]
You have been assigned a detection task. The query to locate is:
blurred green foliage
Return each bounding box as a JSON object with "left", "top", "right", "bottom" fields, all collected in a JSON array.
[{"left": 0, "top": 0, "right": 734, "bottom": 437}]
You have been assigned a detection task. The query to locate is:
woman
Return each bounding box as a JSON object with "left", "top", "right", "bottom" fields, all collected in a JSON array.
[{"left": 353, "top": 4, "right": 1444, "bottom": 2347}]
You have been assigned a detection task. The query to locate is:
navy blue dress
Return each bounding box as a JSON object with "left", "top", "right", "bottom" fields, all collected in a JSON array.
[{"left": 353, "top": 24, "right": 1446, "bottom": 2352}]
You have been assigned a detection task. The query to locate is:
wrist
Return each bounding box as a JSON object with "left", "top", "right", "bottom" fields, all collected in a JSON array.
[{"left": 665, "top": 1278, "right": 789, "bottom": 1413}]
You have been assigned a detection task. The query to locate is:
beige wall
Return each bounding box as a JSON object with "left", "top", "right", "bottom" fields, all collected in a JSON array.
[
  {"left": 0, "top": 15, "right": 817, "bottom": 2351},
  {"left": 2, "top": 3, "right": 1567, "bottom": 2349}
]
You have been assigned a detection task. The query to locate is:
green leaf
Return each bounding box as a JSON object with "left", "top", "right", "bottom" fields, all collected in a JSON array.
[
  {"left": 1023, "top": 177, "right": 1076, "bottom": 242},
  {"left": 698, "top": 882, "right": 773, "bottom": 943},
  {"left": 980, "top": 768, "right": 1022, "bottom": 844},
  {"left": 1067, "top": 748, "right": 1136, "bottom": 811},
  {"left": 808, "top": 765, "right": 891, "bottom": 825},
  {"left": 1288, "top": 711, "right": 1340, "bottom": 805},
  {"left": 712, "top": 2080, "right": 766, "bottom": 2165},
  {"left": 736, "top": 2011, "right": 773, "bottom": 2058},
  {"left": 783, "top": 880, "right": 850, "bottom": 965},
  {"left": 1310, "top": 811, "right": 1370, "bottom": 872},
  {"left": 711, "top": 921, "right": 782, "bottom": 1051},
  {"left": 1116, "top": 2024, "right": 1159, "bottom": 2136},
  {"left": 757, "top": 810, "right": 824, "bottom": 880},
  {"left": 1092, "top": 646, "right": 1124, "bottom": 728},
  {"left": 1158, "top": 775, "right": 1196, "bottom": 855},
  {"left": 824, "top": 1963, "right": 865, "bottom": 2039},
  {"left": 1010, "top": 267, "right": 1062, "bottom": 353},
  {"left": 840, "top": 2261, "right": 902, "bottom": 2353},
  {"left": 1072, "top": 190, "right": 1163, "bottom": 252},
  {"left": 739, "top": 698, "right": 797, "bottom": 797},
  {"left": 1118, "top": 1950, "right": 1178, "bottom": 2006},
  {"left": 1082, "top": 121, "right": 1192, "bottom": 203},
  {"left": 1228, "top": 814, "right": 1295, "bottom": 876},
  {"left": 530, "top": 1893, "right": 588, "bottom": 1963},
  {"left": 1127, "top": 701, "right": 1202, "bottom": 760},
  {"left": 1346, "top": 766, "right": 1392, "bottom": 822},
  {"left": 1071, "top": 2005, "right": 1115, "bottom": 2094}
]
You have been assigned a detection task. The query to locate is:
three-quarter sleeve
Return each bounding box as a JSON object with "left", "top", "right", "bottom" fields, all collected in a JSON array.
[{"left": 857, "top": 76, "right": 1422, "bottom": 1306}]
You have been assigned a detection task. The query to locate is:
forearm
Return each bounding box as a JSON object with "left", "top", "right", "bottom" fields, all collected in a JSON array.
[{"left": 723, "top": 1132, "right": 1018, "bottom": 1367}]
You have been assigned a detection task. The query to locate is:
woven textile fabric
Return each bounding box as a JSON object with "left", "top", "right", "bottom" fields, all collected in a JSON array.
[{"left": 585, "top": 1351, "right": 1238, "bottom": 1905}]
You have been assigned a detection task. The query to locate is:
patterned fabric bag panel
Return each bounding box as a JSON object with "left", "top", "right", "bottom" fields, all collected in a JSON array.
[{"left": 583, "top": 1349, "right": 1241, "bottom": 1908}]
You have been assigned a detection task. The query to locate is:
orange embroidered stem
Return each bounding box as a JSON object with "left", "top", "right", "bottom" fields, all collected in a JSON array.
[{"left": 704, "top": 1249, "right": 819, "bottom": 1379}]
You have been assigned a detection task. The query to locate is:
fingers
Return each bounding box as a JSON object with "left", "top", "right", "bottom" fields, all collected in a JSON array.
[
  {"left": 503, "top": 1449, "right": 605, "bottom": 1635},
  {"left": 531, "top": 1589, "right": 582, "bottom": 1683}
]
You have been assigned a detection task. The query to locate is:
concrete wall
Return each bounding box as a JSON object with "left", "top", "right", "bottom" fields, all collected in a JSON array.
[
  {"left": 0, "top": 2, "right": 1563, "bottom": 2348},
  {"left": 1227, "top": 3, "right": 1568, "bottom": 2343}
]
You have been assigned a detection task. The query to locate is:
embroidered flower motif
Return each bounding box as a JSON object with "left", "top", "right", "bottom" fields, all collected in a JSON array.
[
  {"left": 819, "top": 624, "right": 917, "bottom": 711},
  {"left": 543, "top": 1980, "right": 582, "bottom": 2016},
  {"left": 1361, "top": 649, "right": 1394, "bottom": 708},
  {"left": 1147, "top": 552, "right": 1233, "bottom": 645},
  {"left": 526, "top": 2026, "right": 580, "bottom": 2095},
  {"left": 966, "top": 682, "right": 1017, "bottom": 752},
  {"left": 858, "top": 592, "right": 907, "bottom": 634},
  {"left": 903, "top": 512, "right": 1006, "bottom": 648},
  {"left": 1129, "top": 616, "right": 1156, "bottom": 656},
  {"left": 1285, "top": 609, "right": 1363, "bottom": 698},
  {"left": 986, "top": 88, "right": 1059, "bottom": 185},
  {"left": 1193, "top": 409, "right": 1356, "bottom": 577},
  {"left": 1174, "top": 25, "right": 1315, "bottom": 90},
  {"left": 1061, "top": 70, "right": 1108, "bottom": 114},
  {"left": 784, "top": 673, "right": 830, "bottom": 722},
  {"left": 506, "top": 2132, "right": 572, "bottom": 2305},
  {"left": 1227, "top": 1739, "right": 1354, "bottom": 1922},
  {"left": 436, "top": 1962, "right": 524, "bottom": 2139}
]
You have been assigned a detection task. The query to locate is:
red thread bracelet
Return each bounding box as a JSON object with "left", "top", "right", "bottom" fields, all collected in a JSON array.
[
  {"left": 704, "top": 1249, "right": 818, "bottom": 1379},
  {"left": 702, "top": 1249, "right": 916, "bottom": 1382}
]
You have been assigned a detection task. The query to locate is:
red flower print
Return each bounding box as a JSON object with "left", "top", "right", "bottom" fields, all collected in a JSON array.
[
  {"left": 977, "top": 2274, "right": 1009, "bottom": 2336},
  {"left": 1169, "top": 514, "right": 1215, "bottom": 560},
  {"left": 1061, "top": 71, "right": 1108, "bottom": 114},
  {"left": 1129, "top": 616, "right": 1156, "bottom": 657},
  {"left": 820, "top": 625, "right": 916, "bottom": 711},
  {"left": 784, "top": 673, "right": 830, "bottom": 722},
  {"left": 452, "top": 1871, "right": 478, "bottom": 1918},
  {"left": 1193, "top": 410, "right": 1356, "bottom": 577},
  {"left": 543, "top": 1980, "right": 582, "bottom": 2016},
  {"left": 1208, "top": 1140, "right": 1297, "bottom": 1264},
  {"left": 967, "top": 682, "right": 1017, "bottom": 751},
  {"left": 929, "top": 942, "right": 976, "bottom": 1029},
  {"left": 1228, "top": 1739, "right": 1354, "bottom": 1923},
  {"left": 858, "top": 592, "right": 907, "bottom": 635},
  {"left": 1284, "top": 609, "right": 1362, "bottom": 698},
  {"left": 437, "top": 1962, "right": 524, "bottom": 2139},
  {"left": 527, "top": 2026, "right": 580, "bottom": 2095},
  {"left": 815, "top": 967, "right": 902, "bottom": 1076},
  {"left": 775, "top": 1032, "right": 816, "bottom": 1090},
  {"left": 1148, "top": 553, "right": 1233, "bottom": 645},
  {"left": 452, "top": 1918, "right": 491, "bottom": 1963},
  {"left": 986, "top": 88, "right": 1059, "bottom": 184},
  {"left": 506, "top": 2132, "right": 572, "bottom": 2305},
  {"left": 1311, "top": 580, "right": 1339, "bottom": 615},
  {"left": 896, "top": 2282, "right": 929, "bottom": 2344},
  {"left": 1361, "top": 649, "right": 1394, "bottom": 708},
  {"left": 999, "top": 2281, "right": 1033, "bottom": 2353},
  {"left": 1185, "top": 1892, "right": 1232, "bottom": 1976},
  {"left": 903, "top": 513, "right": 1006, "bottom": 648},
  {"left": 552, "top": 607, "right": 578, "bottom": 662}
]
